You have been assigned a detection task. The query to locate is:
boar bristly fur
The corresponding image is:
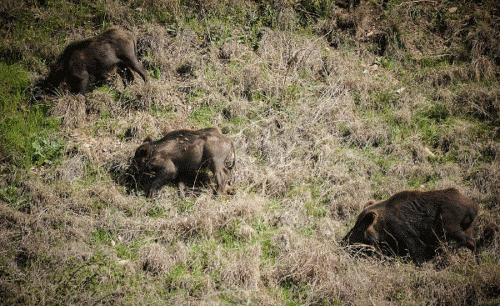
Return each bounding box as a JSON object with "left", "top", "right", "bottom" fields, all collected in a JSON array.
[
  {"left": 343, "top": 188, "right": 478, "bottom": 264},
  {"left": 126, "top": 127, "right": 235, "bottom": 197},
  {"left": 43, "top": 26, "right": 148, "bottom": 94}
]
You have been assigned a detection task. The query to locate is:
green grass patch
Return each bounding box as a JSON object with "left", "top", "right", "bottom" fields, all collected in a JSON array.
[
  {"left": 189, "top": 102, "right": 224, "bottom": 126},
  {"left": 174, "top": 197, "right": 196, "bottom": 214},
  {"left": 0, "top": 184, "right": 20, "bottom": 205},
  {"left": 115, "top": 238, "right": 144, "bottom": 260},
  {"left": 54, "top": 251, "right": 136, "bottom": 303},
  {"left": 259, "top": 234, "right": 279, "bottom": 263},
  {"left": 216, "top": 219, "right": 243, "bottom": 247},
  {"left": 0, "top": 63, "right": 63, "bottom": 168},
  {"left": 372, "top": 89, "right": 399, "bottom": 110},
  {"left": 91, "top": 228, "right": 116, "bottom": 245},
  {"left": 146, "top": 203, "right": 165, "bottom": 218},
  {"left": 418, "top": 102, "right": 450, "bottom": 122},
  {"left": 408, "top": 173, "right": 440, "bottom": 189}
]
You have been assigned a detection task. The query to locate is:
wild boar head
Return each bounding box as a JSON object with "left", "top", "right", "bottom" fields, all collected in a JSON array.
[{"left": 343, "top": 209, "right": 381, "bottom": 246}]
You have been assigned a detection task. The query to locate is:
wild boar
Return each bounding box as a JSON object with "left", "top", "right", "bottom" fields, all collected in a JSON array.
[
  {"left": 126, "top": 127, "right": 235, "bottom": 197},
  {"left": 342, "top": 188, "right": 478, "bottom": 264},
  {"left": 43, "top": 26, "right": 148, "bottom": 94}
]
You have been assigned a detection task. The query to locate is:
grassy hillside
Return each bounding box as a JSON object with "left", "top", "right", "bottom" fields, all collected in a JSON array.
[{"left": 1, "top": 0, "right": 499, "bottom": 304}]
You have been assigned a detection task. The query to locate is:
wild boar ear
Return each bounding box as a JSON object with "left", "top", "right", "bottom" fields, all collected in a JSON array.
[
  {"left": 136, "top": 143, "right": 151, "bottom": 158},
  {"left": 364, "top": 200, "right": 376, "bottom": 208},
  {"left": 361, "top": 211, "right": 377, "bottom": 228}
]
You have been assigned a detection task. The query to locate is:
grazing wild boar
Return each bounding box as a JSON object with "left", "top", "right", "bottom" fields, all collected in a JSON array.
[
  {"left": 343, "top": 188, "right": 478, "bottom": 264},
  {"left": 43, "top": 27, "right": 148, "bottom": 94},
  {"left": 126, "top": 127, "right": 235, "bottom": 197}
]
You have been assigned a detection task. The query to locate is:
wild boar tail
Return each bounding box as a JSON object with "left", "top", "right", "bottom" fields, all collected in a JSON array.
[
  {"left": 225, "top": 141, "right": 236, "bottom": 170},
  {"left": 132, "top": 31, "right": 139, "bottom": 61}
]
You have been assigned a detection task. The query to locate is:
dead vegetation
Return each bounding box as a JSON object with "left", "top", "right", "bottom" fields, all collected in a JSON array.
[{"left": 1, "top": 0, "right": 500, "bottom": 305}]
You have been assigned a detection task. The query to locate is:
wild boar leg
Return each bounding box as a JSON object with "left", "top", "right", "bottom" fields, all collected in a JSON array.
[
  {"left": 406, "top": 239, "right": 427, "bottom": 265},
  {"left": 118, "top": 64, "right": 135, "bottom": 84},
  {"left": 211, "top": 161, "right": 229, "bottom": 196},
  {"left": 147, "top": 162, "right": 177, "bottom": 198},
  {"left": 177, "top": 181, "right": 186, "bottom": 198},
  {"left": 123, "top": 57, "right": 148, "bottom": 82},
  {"left": 215, "top": 171, "right": 228, "bottom": 195}
]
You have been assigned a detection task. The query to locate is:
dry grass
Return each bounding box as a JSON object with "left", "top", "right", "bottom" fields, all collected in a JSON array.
[{"left": 1, "top": 0, "right": 500, "bottom": 305}]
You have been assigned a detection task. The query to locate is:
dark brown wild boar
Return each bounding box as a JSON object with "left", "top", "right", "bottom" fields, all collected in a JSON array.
[
  {"left": 43, "top": 27, "right": 148, "bottom": 94},
  {"left": 343, "top": 188, "right": 478, "bottom": 264},
  {"left": 126, "top": 127, "right": 235, "bottom": 197}
]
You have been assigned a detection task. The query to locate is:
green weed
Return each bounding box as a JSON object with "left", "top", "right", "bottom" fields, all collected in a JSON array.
[
  {"left": 0, "top": 185, "right": 19, "bottom": 204},
  {"left": 259, "top": 234, "right": 279, "bottom": 263},
  {"left": 115, "top": 239, "right": 144, "bottom": 260},
  {"left": 0, "top": 63, "right": 63, "bottom": 168},
  {"left": 189, "top": 103, "right": 224, "bottom": 126},
  {"left": 1, "top": 1, "right": 499, "bottom": 305},
  {"left": 146, "top": 204, "right": 165, "bottom": 218},
  {"left": 31, "top": 136, "right": 65, "bottom": 166},
  {"left": 54, "top": 251, "right": 135, "bottom": 304},
  {"left": 296, "top": 0, "right": 335, "bottom": 25},
  {"left": 91, "top": 228, "right": 116, "bottom": 245},
  {"left": 175, "top": 197, "right": 196, "bottom": 214},
  {"left": 217, "top": 219, "right": 242, "bottom": 247}
]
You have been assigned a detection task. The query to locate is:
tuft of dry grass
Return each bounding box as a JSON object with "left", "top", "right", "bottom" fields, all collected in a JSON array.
[
  {"left": 1, "top": 0, "right": 500, "bottom": 305},
  {"left": 141, "top": 241, "right": 187, "bottom": 275},
  {"left": 222, "top": 244, "right": 261, "bottom": 289}
]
